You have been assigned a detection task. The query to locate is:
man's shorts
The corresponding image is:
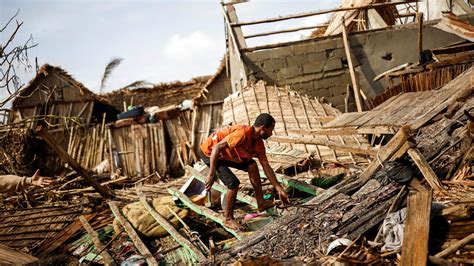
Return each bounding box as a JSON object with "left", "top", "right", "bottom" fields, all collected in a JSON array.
[{"left": 200, "top": 150, "right": 256, "bottom": 189}]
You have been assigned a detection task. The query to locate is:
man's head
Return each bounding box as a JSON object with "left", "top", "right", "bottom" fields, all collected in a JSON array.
[{"left": 253, "top": 113, "right": 275, "bottom": 140}]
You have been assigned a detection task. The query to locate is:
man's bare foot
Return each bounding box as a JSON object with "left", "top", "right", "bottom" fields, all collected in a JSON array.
[
  {"left": 257, "top": 200, "right": 275, "bottom": 212},
  {"left": 224, "top": 219, "right": 241, "bottom": 231}
]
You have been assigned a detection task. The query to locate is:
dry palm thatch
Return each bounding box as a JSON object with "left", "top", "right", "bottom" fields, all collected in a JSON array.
[{"left": 100, "top": 57, "right": 123, "bottom": 92}]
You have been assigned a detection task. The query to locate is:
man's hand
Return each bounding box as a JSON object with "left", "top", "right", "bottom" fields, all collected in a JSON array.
[
  {"left": 31, "top": 169, "right": 53, "bottom": 188},
  {"left": 276, "top": 186, "right": 290, "bottom": 205},
  {"left": 205, "top": 173, "right": 215, "bottom": 191}
]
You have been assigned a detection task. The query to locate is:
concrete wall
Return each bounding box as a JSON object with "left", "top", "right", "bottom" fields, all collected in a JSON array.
[{"left": 240, "top": 23, "right": 464, "bottom": 111}]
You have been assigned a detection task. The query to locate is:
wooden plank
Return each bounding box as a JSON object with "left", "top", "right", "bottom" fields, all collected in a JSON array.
[
  {"left": 270, "top": 135, "right": 378, "bottom": 156},
  {"left": 108, "top": 201, "right": 158, "bottom": 265},
  {"left": 0, "top": 244, "right": 38, "bottom": 264},
  {"left": 138, "top": 195, "right": 206, "bottom": 263},
  {"left": 186, "top": 166, "right": 258, "bottom": 208},
  {"left": 359, "top": 126, "right": 410, "bottom": 182},
  {"left": 168, "top": 187, "right": 244, "bottom": 239},
  {"left": 79, "top": 216, "right": 116, "bottom": 266},
  {"left": 37, "top": 214, "right": 94, "bottom": 256},
  {"left": 342, "top": 17, "right": 363, "bottom": 112},
  {"left": 400, "top": 183, "right": 432, "bottom": 266},
  {"left": 407, "top": 147, "right": 444, "bottom": 191},
  {"left": 35, "top": 125, "right": 112, "bottom": 198}
]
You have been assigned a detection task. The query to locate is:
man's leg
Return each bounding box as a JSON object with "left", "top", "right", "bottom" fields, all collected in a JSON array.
[
  {"left": 224, "top": 187, "right": 239, "bottom": 229},
  {"left": 215, "top": 163, "right": 241, "bottom": 230},
  {"left": 247, "top": 161, "right": 274, "bottom": 212}
]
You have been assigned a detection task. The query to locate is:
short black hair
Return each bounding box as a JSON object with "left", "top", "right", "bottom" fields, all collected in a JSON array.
[{"left": 253, "top": 113, "right": 275, "bottom": 128}]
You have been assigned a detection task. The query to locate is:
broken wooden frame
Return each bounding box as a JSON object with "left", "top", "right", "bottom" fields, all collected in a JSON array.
[
  {"left": 167, "top": 187, "right": 244, "bottom": 239},
  {"left": 138, "top": 194, "right": 207, "bottom": 263},
  {"left": 108, "top": 201, "right": 158, "bottom": 265}
]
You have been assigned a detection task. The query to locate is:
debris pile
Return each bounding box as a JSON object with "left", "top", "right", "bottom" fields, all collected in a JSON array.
[{"left": 0, "top": 2, "right": 473, "bottom": 265}]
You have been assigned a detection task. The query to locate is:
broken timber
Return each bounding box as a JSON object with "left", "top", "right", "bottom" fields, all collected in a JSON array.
[
  {"left": 260, "top": 171, "right": 324, "bottom": 196},
  {"left": 168, "top": 187, "right": 244, "bottom": 239},
  {"left": 342, "top": 17, "right": 363, "bottom": 112},
  {"left": 35, "top": 125, "right": 112, "bottom": 198},
  {"left": 79, "top": 215, "right": 116, "bottom": 266},
  {"left": 407, "top": 147, "right": 444, "bottom": 191},
  {"left": 401, "top": 180, "right": 432, "bottom": 266},
  {"left": 108, "top": 201, "right": 158, "bottom": 265},
  {"left": 138, "top": 195, "right": 207, "bottom": 263}
]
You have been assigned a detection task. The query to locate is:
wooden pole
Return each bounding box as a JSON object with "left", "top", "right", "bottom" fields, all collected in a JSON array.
[
  {"left": 35, "top": 125, "right": 112, "bottom": 198},
  {"left": 138, "top": 195, "right": 207, "bottom": 263},
  {"left": 417, "top": 12, "right": 423, "bottom": 59},
  {"left": 434, "top": 233, "right": 474, "bottom": 259},
  {"left": 79, "top": 215, "right": 116, "bottom": 266},
  {"left": 231, "top": 0, "right": 417, "bottom": 27},
  {"left": 108, "top": 201, "right": 158, "bottom": 265},
  {"left": 342, "top": 17, "right": 363, "bottom": 113}
]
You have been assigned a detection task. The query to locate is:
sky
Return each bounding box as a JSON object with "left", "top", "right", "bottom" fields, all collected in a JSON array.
[{"left": 1, "top": 0, "right": 339, "bottom": 102}]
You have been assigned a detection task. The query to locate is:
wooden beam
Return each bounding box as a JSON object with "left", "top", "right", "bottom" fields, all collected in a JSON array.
[
  {"left": 417, "top": 12, "right": 423, "bottom": 59},
  {"left": 265, "top": 172, "right": 324, "bottom": 196},
  {"left": 270, "top": 135, "right": 378, "bottom": 156},
  {"left": 401, "top": 183, "right": 432, "bottom": 266},
  {"left": 168, "top": 187, "right": 244, "bottom": 239},
  {"left": 342, "top": 17, "right": 363, "bottom": 113},
  {"left": 79, "top": 216, "right": 116, "bottom": 266},
  {"left": 108, "top": 201, "right": 158, "bottom": 265},
  {"left": 288, "top": 125, "right": 396, "bottom": 136},
  {"left": 407, "top": 147, "right": 444, "bottom": 191},
  {"left": 245, "top": 24, "right": 328, "bottom": 39},
  {"left": 138, "top": 195, "right": 207, "bottom": 263},
  {"left": 231, "top": 0, "right": 417, "bottom": 27},
  {"left": 186, "top": 166, "right": 258, "bottom": 208},
  {"left": 360, "top": 126, "right": 410, "bottom": 182},
  {"left": 35, "top": 125, "right": 112, "bottom": 198},
  {"left": 434, "top": 233, "right": 474, "bottom": 259}
]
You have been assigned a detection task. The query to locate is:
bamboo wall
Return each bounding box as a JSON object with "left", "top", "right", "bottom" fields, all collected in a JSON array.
[
  {"left": 165, "top": 110, "right": 194, "bottom": 173},
  {"left": 367, "top": 63, "right": 472, "bottom": 109},
  {"left": 110, "top": 122, "right": 167, "bottom": 178}
]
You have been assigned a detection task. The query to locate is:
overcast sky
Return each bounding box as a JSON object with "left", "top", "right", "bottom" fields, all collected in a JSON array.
[{"left": 1, "top": 0, "right": 338, "bottom": 100}]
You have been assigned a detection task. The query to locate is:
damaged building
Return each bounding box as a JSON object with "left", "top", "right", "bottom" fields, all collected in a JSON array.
[{"left": 0, "top": 0, "right": 473, "bottom": 265}]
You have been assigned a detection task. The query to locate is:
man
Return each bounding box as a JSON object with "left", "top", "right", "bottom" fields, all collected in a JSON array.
[
  {"left": 0, "top": 169, "right": 52, "bottom": 193},
  {"left": 200, "top": 113, "right": 290, "bottom": 230}
]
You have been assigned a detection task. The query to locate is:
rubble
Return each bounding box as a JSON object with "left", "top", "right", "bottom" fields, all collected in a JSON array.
[{"left": 0, "top": 1, "right": 473, "bottom": 265}]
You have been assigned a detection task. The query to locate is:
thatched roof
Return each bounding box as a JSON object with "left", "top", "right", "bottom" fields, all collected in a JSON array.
[
  {"left": 102, "top": 76, "right": 211, "bottom": 110},
  {"left": 12, "top": 64, "right": 112, "bottom": 107}
]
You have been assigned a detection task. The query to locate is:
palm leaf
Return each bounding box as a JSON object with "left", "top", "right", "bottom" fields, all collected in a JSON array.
[
  {"left": 121, "top": 80, "right": 153, "bottom": 90},
  {"left": 100, "top": 57, "right": 123, "bottom": 92}
]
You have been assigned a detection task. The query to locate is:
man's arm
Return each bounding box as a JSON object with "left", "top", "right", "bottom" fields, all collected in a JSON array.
[
  {"left": 205, "top": 139, "right": 229, "bottom": 190},
  {"left": 260, "top": 160, "right": 290, "bottom": 205}
]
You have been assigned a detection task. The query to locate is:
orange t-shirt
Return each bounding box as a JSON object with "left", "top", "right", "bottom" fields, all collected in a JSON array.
[{"left": 200, "top": 125, "right": 268, "bottom": 164}]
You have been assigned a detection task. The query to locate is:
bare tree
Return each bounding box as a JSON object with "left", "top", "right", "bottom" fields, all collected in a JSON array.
[{"left": 0, "top": 9, "right": 38, "bottom": 108}]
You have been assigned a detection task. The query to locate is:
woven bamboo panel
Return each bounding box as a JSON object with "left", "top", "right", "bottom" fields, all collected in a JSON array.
[
  {"left": 222, "top": 81, "right": 372, "bottom": 166},
  {"left": 0, "top": 205, "right": 82, "bottom": 252}
]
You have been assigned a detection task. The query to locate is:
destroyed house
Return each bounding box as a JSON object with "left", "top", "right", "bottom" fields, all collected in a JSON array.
[{"left": 9, "top": 64, "right": 119, "bottom": 128}]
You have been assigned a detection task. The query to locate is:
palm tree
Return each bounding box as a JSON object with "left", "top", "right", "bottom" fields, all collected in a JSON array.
[{"left": 100, "top": 57, "right": 123, "bottom": 93}]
